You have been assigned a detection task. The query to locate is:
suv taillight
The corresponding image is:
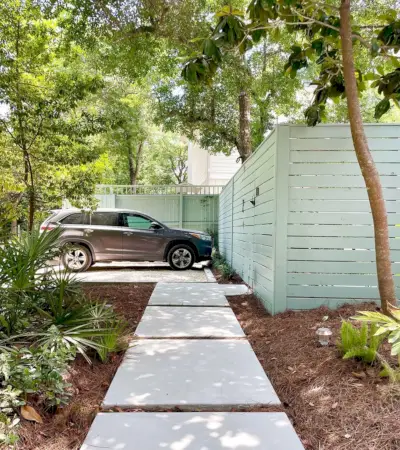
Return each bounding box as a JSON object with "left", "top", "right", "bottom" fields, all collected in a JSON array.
[{"left": 40, "top": 224, "right": 55, "bottom": 231}]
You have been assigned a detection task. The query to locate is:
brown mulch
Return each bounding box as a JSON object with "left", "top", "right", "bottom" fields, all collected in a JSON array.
[
  {"left": 17, "top": 283, "right": 154, "bottom": 450},
  {"left": 229, "top": 294, "right": 400, "bottom": 450}
]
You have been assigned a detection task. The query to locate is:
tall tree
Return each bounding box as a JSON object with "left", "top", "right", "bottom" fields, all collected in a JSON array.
[
  {"left": 183, "top": 1, "right": 400, "bottom": 313},
  {"left": 93, "top": 80, "right": 152, "bottom": 185},
  {"left": 140, "top": 131, "right": 188, "bottom": 185},
  {"left": 158, "top": 41, "right": 303, "bottom": 161},
  {"left": 0, "top": 0, "right": 105, "bottom": 229}
]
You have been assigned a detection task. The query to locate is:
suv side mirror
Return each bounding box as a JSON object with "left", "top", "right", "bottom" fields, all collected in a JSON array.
[{"left": 149, "top": 222, "right": 163, "bottom": 230}]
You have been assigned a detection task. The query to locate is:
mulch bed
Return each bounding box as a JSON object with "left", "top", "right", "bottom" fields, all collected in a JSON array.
[
  {"left": 211, "top": 266, "right": 244, "bottom": 284},
  {"left": 18, "top": 283, "right": 154, "bottom": 450},
  {"left": 16, "top": 279, "right": 400, "bottom": 450},
  {"left": 229, "top": 293, "right": 400, "bottom": 450}
]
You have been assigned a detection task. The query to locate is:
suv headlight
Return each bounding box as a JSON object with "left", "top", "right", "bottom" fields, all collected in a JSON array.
[{"left": 190, "top": 233, "right": 212, "bottom": 241}]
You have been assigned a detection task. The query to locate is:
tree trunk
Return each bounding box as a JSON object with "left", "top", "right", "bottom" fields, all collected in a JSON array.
[
  {"left": 28, "top": 189, "right": 35, "bottom": 231},
  {"left": 238, "top": 90, "right": 252, "bottom": 162},
  {"left": 128, "top": 141, "right": 144, "bottom": 185},
  {"left": 340, "top": 0, "right": 396, "bottom": 314},
  {"left": 128, "top": 145, "right": 136, "bottom": 185}
]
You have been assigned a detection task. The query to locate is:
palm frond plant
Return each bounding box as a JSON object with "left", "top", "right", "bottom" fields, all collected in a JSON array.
[{"left": 0, "top": 227, "right": 62, "bottom": 293}]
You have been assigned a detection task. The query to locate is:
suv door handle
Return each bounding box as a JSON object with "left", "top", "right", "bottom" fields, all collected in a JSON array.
[
  {"left": 123, "top": 231, "right": 133, "bottom": 236},
  {"left": 85, "top": 229, "right": 94, "bottom": 234}
]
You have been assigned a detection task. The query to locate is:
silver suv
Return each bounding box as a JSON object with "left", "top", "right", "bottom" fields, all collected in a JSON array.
[{"left": 41, "top": 208, "right": 212, "bottom": 272}]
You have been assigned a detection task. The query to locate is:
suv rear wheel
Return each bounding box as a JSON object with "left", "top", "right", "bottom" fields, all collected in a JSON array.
[
  {"left": 62, "top": 244, "right": 92, "bottom": 272},
  {"left": 167, "top": 244, "right": 195, "bottom": 271}
]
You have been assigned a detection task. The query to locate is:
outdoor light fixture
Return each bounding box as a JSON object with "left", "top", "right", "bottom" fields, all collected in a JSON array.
[{"left": 316, "top": 327, "right": 332, "bottom": 346}]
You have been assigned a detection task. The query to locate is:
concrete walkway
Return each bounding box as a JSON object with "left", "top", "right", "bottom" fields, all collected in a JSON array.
[{"left": 81, "top": 283, "right": 304, "bottom": 449}]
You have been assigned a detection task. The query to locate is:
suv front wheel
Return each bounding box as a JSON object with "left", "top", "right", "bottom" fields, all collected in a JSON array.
[
  {"left": 167, "top": 244, "right": 195, "bottom": 271},
  {"left": 62, "top": 244, "right": 92, "bottom": 272}
]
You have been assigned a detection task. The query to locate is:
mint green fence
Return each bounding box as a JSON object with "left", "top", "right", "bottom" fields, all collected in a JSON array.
[
  {"left": 219, "top": 124, "right": 400, "bottom": 314},
  {"left": 95, "top": 185, "right": 222, "bottom": 233}
]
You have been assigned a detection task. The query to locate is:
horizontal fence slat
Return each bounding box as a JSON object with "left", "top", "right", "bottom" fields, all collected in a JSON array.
[
  {"left": 290, "top": 187, "right": 400, "bottom": 201},
  {"left": 290, "top": 150, "right": 396, "bottom": 163},
  {"left": 289, "top": 124, "right": 400, "bottom": 139},
  {"left": 290, "top": 199, "right": 400, "bottom": 213},
  {"left": 287, "top": 284, "right": 384, "bottom": 298},
  {"left": 288, "top": 236, "right": 400, "bottom": 250},
  {"left": 289, "top": 175, "right": 400, "bottom": 188},
  {"left": 290, "top": 137, "right": 400, "bottom": 151},
  {"left": 289, "top": 163, "right": 400, "bottom": 176},
  {"left": 287, "top": 298, "right": 378, "bottom": 309},
  {"left": 288, "top": 248, "right": 400, "bottom": 262},
  {"left": 288, "top": 273, "right": 400, "bottom": 287},
  {"left": 288, "top": 212, "right": 400, "bottom": 225},
  {"left": 288, "top": 260, "right": 400, "bottom": 274},
  {"left": 288, "top": 224, "right": 400, "bottom": 237}
]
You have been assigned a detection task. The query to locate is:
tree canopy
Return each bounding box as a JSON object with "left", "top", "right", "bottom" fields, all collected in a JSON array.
[{"left": 0, "top": 0, "right": 399, "bottom": 229}]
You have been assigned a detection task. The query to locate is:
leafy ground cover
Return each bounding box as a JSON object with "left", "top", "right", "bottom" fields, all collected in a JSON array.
[
  {"left": 17, "top": 284, "right": 154, "bottom": 449},
  {"left": 0, "top": 227, "right": 154, "bottom": 448}
]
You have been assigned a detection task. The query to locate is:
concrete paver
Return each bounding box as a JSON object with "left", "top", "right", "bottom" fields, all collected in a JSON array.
[
  {"left": 149, "top": 286, "right": 228, "bottom": 306},
  {"left": 74, "top": 267, "right": 208, "bottom": 283},
  {"left": 102, "top": 339, "right": 280, "bottom": 409},
  {"left": 153, "top": 282, "right": 251, "bottom": 296},
  {"left": 82, "top": 412, "right": 304, "bottom": 450},
  {"left": 135, "top": 306, "right": 245, "bottom": 338}
]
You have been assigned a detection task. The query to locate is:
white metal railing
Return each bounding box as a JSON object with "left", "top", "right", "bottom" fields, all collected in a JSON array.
[{"left": 96, "top": 184, "right": 224, "bottom": 196}]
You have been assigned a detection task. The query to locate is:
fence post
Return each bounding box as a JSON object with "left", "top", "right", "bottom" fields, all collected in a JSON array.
[
  {"left": 231, "top": 177, "right": 234, "bottom": 266},
  {"left": 273, "top": 125, "right": 290, "bottom": 314},
  {"left": 179, "top": 186, "right": 183, "bottom": 228}
]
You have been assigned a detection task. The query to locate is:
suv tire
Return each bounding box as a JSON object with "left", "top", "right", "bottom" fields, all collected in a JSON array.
[
  {"left": 167, "top": 244, "right": 195, "bottom": 271},
  {"left": 62, "top": 244, "right": 92, "bottom": 272}
]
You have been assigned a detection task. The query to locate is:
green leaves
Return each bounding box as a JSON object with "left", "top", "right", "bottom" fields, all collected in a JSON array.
[
  {"left": 311, "top": 38, "right": 325, "bottom": 56},
  {"left": 181, "top": 57, "right": 217, "bottom": 84},
  {"left": 353, "top": 310, "right": 400, "bottom": 357},
  {"left": 202, "top": 39, "right": 222, "bottom": 63},
  {"left": 371, "top": 69, "right": 400, "bottom": 119},
  {"left": 304, "top": 104, "right": 325, "bottom": 127},
  {"left": 337, "top": 321, "right": 384, "bottom": 364},
  {"left": 372, "top": 68, "right": 400, "bottom": 96},
  {"left": 377, "top": 21, "right": 400, "bottom": 49},
  {"left": 375, "top": 98, "right": 391, "bottom": 119},
  {"left": 284, "top": 45, "right": 308, "bottom": 78},
  {"left": 247, "top": 0, "right": 278, "bottom": 23},
  {"left": 212, "top": 14, "right": 249, "bottom": 52}
]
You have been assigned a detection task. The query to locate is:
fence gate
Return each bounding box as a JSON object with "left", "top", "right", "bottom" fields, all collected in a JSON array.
[{"left": 94, "top": 185, "right": 222, "bottom": 234}]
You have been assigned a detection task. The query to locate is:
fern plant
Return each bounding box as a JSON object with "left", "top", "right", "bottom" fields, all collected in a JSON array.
[
  {"left": 352, "top": 310, "right": 400, "bottom": 358},
  {"left": 353, "top": 310, "right": 400, "bottom": 381},
  {"left": 337, "top": 321, "right": 385, "bottom": 363}
]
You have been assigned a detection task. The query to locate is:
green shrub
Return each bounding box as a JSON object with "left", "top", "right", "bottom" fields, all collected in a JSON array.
[
  {"left": 212, "top": 252, "right": 235, "bottom": 280},
  {"left": 1, "top": 341, "right": 75, "bottom": 407},
  {"left": 337, "top": 320, "right": 385, "bottom": 363},
  {"left": 0, "top": 227, "right": 129, "bottom": 445},
  {"left": 0, "top": 385, "right": 22, "bottom": 446}
]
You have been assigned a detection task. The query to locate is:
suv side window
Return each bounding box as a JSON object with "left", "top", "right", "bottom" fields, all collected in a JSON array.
[
  {"left": 62, "top": 213, "right": 84, "bottom": 224},
  {"left": 123, "top": 213, "right": 153, "bottom": 230},
  {"left": 90, "top": 212, "right": 120, "bottom": 226}
]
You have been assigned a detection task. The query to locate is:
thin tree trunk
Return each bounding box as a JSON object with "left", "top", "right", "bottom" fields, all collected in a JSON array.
[
  {"left": 128, "top": 141, "right": 144, "bottom": 185},
  {"left": 340, "top": 0, "right": 396, "bottom": 314},
  {"left": 238, "top": 90, "right": 252, "bottom": 162},
  {"left": 134, "top": 141, "right": 144, "bottom": 182}
]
